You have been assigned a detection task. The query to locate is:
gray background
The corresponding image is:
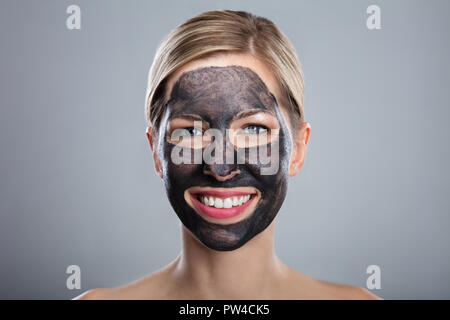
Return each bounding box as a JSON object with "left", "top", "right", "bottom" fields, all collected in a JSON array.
[{"left": 0, "top": 0, "right": 449, "bottom": 299}]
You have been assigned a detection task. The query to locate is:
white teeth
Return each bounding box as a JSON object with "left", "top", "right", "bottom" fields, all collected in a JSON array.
[
  {"left": 223, "top": 198, "right": 233, "bottom": 208},
  {"left": 199, "top": 194, "right": 253, "bottom": 208},
  {"left": 214, "top": 198, "right": 223, "bottom": 208}
]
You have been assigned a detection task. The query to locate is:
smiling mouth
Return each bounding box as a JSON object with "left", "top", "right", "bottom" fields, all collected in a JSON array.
[{"left": 186, "top": 187, "right": 259, "bottom": 221}]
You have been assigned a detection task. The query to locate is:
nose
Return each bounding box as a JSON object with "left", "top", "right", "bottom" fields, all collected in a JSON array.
[
  {"left": 203, "top": 139, "right": 240, "bottom": 181},
  {"left": 203, "top": 163, "right": 240, "bottom": 181},
  {"left": 203, "top": 129, "right": 241, "bottom": 181}
]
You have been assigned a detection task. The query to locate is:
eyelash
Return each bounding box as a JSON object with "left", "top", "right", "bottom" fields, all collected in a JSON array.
[
  {"left": 242, "top": 124, "right": 269, "bottom": 134},
  {"left": 181, "top": 127, "right": 203, "bottom": 136},
  {"left": 176, "top": 124, "right": 270, "bottom": 136}
]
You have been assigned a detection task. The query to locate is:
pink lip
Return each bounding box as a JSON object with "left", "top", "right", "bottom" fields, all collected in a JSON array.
[
  {"left": 191, "top": 190, "right": 254, "bottom": 198},
  {"left": 191, "top": 193, "right": 256, "bottom": 219}
]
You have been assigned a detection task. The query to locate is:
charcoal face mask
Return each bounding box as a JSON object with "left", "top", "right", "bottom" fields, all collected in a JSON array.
[{"left": 156, "top": 65, "right": 292, "bottom": 251}]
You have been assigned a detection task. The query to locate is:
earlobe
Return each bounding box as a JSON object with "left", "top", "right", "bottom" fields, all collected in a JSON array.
[
  {"left": 146, "top": 126, "right": 164, "bottom": 180},
  {"left": 288, "top": 122, "right": 311, "bottom": 177}
]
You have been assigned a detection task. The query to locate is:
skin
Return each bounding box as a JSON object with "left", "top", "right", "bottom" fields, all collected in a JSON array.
[{"left": 75, "top": 53, "right": 382, "bottom": 300}]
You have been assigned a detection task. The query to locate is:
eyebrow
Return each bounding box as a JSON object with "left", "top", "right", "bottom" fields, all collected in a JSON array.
[
  {"left": 168, "top": 109, "right": 276, "bottom": 125},
  {"left": 232, "top": 109, "right": 276, "bottom": 121},
  {"left": 169, "top": 113, "right": 204, "bottom": 122}
]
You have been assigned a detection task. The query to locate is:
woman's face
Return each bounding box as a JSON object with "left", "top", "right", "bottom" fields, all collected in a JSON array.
[{"left": 152, "top": 53, "right": 295, "bottom": 251}]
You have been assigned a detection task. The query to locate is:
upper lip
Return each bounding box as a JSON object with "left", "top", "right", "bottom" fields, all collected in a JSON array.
[{"left": 188, "top": 186, "right": 258, "bottom": 199}]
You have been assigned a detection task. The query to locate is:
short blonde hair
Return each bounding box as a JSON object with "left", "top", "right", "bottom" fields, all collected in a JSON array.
[{"left": 145, "top": 10, "right": 304, "bottom": 134}]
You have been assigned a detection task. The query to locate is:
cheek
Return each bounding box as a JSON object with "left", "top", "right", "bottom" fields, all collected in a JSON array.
[
  {"left": 247, "top": 129, "right": 291, "bottom": 171},
  {"left": 167, "top": 162, "right": 198, "bottom": 182},
  {"left": 162, "top": 143, "right": 202, "bottom": 190}
]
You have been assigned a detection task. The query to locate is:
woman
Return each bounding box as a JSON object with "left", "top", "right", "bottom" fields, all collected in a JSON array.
[{"left": 77, "top": 10, "right": 381, "bottom": 300}]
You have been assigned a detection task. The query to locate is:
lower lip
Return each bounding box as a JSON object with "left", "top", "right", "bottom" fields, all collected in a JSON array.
[{"left": 191, "top": 194, "right": 256, "bottom": 220}]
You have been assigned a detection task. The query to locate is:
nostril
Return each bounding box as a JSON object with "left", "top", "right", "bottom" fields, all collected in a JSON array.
[
  {"left": 203, "top": 164, "right": 240, "bottom": 181},
  {"left": 211, "top": 164, "right": 233, "bottom": 176}
]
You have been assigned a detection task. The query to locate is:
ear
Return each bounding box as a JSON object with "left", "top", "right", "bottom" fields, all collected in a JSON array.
[
  {"left": 146, "top": 126, "right": 164, "bottom": 180},
  {"left": 289, "top": 122, "right": 311, "bottom": 177}
]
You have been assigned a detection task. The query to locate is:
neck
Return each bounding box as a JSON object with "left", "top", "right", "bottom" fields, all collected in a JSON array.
[{"left": 170, "top": 220, "right": 286, "bottom": 299}]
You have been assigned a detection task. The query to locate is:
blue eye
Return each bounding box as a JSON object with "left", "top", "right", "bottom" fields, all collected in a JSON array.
[
  {"left": 182, "top": 127, "right": 203, "bottom": 136},
  {"left": 243, "top": 125, "right": 269, "bottom": 134}
]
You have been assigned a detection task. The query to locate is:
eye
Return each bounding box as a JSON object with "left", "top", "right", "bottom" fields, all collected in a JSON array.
[
  {"left": 180, "top": 127, "right": 203, "bottom": 136},
  {"left": 242, "top": 124, "right": 269, "bottom": 134}
]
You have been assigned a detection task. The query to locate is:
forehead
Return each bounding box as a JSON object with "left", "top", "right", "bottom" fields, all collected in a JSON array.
[
  {"left": 164, "top": 53, "right": 283, "bottom": 106},
  {"left": 168, "top": 65, "right": 277, "bottom": 116}
]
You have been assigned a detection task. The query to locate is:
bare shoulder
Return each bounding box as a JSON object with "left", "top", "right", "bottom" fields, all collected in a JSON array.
[
  {"left": 73, "top": 288, "right": 116, "bottom": 300},
  {"left": 348, "top": 286, "right": 383, "bottom": 300},
  {"left": 315, "top": 279, "right": 383, "bottom": 300},
  {"left": 284, "top": 268, "right": 383, "bottom": 300},
  {"left": 73, "top": 265, "right": 175, "bottom": 300}
]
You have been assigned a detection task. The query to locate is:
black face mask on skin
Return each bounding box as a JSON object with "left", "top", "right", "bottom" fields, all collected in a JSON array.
[{"left": 156, "top": 65, "right": 292, "bottom": 251}]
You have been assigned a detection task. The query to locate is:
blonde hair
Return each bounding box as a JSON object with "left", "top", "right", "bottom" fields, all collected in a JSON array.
[{"left": 145, "top": 10, "right": 304, "bottom": 135}]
